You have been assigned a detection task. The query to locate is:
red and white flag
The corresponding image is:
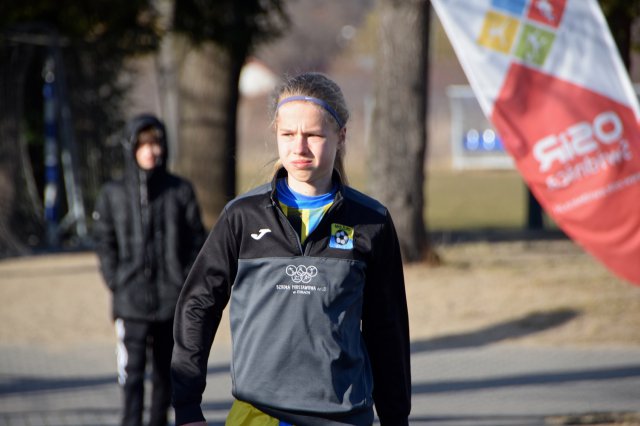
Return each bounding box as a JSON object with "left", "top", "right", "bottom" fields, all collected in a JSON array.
[{"left": 432, "top": 0, "right": 640, "bottom": 285}]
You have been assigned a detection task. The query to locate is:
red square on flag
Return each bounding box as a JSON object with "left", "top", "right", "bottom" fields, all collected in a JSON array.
[{"left": 527, "top": 0, "right": 566, "bottom": 28}]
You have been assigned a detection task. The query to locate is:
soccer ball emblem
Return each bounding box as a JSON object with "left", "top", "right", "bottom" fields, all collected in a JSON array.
[{"left": 334, "top": 230, "right": 349, "bottom": 245}]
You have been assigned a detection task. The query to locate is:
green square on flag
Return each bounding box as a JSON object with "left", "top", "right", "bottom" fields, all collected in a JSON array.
[{"left": 514, "top": 24, "right": 555, "bottom": 66}]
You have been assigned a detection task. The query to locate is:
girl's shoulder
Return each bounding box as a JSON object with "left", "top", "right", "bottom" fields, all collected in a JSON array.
[{"left": 341, "top": 186, "right": 387, "bottom": 217}]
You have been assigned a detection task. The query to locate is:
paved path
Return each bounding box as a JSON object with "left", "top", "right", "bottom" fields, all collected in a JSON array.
[
  {"left": 0, "top": 342, "right": 640, "bottom": 426},
  {"left": 1, "top": 341, "right": 639, "bottom": 426}
]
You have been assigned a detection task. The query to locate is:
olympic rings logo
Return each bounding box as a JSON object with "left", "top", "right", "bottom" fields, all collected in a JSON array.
[{"left": 285, "top": 265, "right": 318, "bottom": 283}]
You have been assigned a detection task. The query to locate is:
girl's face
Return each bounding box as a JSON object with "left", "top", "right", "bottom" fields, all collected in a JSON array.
[{"left": 276, "top": 100, "right": 345, "bottom": 195}]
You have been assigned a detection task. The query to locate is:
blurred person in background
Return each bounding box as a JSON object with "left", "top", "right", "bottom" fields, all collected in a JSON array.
[
  {"left": 93, "top": 114, "right": 207, "bottom": 426},
  {"left": 170, "top": 73, "right": 411, "bottom": 426}
]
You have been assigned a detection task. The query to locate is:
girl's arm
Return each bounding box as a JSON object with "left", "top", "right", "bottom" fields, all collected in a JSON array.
[
  {"left": 362, "top": 211, "right": 411, "bottom": 426},
  {"left": 171, "top": 207, "right": 238, "bottom": 425}
]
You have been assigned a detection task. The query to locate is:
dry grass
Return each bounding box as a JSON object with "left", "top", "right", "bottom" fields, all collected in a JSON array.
[
  {"left": 406, "top": 239, "right": 640, "bottom": 348},
  {"left": 1, "top": 238, "right": 639, "bottom": 351}
]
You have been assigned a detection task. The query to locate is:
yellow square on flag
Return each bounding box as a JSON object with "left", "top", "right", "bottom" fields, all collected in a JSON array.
[{"left": 477, "top": 11, "right": 520, "bottom": 54}]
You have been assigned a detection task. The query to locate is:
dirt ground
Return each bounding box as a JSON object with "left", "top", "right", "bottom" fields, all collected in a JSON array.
[{"left": 1, "top": 236, "right": 639, "bottom": 351}]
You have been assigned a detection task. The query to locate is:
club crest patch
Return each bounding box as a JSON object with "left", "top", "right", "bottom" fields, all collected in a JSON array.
[{"left": 330, "top": 223, "right": 354, "bottom": 250}]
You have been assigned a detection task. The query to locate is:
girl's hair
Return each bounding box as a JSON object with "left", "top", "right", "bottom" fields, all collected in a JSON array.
[{"left": 270, "top": 72, "right": 350, "bottom": 183}]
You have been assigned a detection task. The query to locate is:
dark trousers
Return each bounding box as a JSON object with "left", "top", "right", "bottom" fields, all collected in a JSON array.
[{"left": 115, "top": 318, "right": 174, "bottom": 426}]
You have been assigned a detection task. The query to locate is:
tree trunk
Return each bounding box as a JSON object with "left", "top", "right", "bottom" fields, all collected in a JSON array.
[
  {"left": 176, "top": 42, "right": 243, "bottom": 228},
  {"left": 369, "top": 0, "right": 438, "bottom": 263},
  {"left": 153, "top": 0, "right": 181, "bottom": 170},
  {"left": 0, "top": 44, "right": 38, "bottom": 256},
  {"left": 601, "top": 0, "right": 634, "bottom": 71}
]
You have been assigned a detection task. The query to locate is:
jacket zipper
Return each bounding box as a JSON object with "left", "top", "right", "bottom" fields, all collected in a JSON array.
[
  {"left": 139, "top": 170, "right": 150, "bottom": 271},
  {"left": 272, "top": 194, "right": 343, "bottom": 257},
  {"left": 139, "top": 170, "right": 155, "bottom": 313},
  {"left": 273, "top": 200, "right": 305, "bottom": 255}
]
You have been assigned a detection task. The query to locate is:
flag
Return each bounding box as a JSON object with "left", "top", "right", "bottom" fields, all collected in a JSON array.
[{"left": 431, "top": 0, "right": 640, "bottom": 286}]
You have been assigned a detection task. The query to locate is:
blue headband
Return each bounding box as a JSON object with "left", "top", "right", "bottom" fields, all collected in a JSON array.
[{"left": 277, "top": 95, "right": 344, "bottom": 129}]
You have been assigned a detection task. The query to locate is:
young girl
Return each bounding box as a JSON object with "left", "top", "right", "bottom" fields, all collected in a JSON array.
[{"left": 171, "top": 72, "right": 411, "bottom": 426}]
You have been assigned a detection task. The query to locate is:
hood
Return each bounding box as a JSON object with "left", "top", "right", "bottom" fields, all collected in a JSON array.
[{"left": 122, "top": 113, "right": 169, "bottom": 170}]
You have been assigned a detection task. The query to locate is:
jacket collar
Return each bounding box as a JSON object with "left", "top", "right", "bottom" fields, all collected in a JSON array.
[{"left": 269, "top": 168, "right": 345, "bottom": 202}]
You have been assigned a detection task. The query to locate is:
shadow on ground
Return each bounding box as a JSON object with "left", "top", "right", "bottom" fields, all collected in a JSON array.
[
  {"left": 411, "top": 308, "right": 580, "bottom": 353},
  {"left": 412, "top": 364, "right": 640, "bottom": 394}
]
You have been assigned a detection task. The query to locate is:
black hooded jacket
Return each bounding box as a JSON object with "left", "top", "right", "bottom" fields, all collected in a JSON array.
[{"left": 93, "top": 114, "right": 206, "bottom": 321}]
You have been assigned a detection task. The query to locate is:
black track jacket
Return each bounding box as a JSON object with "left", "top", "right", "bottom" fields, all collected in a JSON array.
[{"left": 171, "top": 169, "right": 411, "bottom": 425}]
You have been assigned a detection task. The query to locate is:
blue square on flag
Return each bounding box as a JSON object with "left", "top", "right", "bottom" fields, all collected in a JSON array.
[{"left": 492, "top": 0, "right": 527, "bottom": 16}]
